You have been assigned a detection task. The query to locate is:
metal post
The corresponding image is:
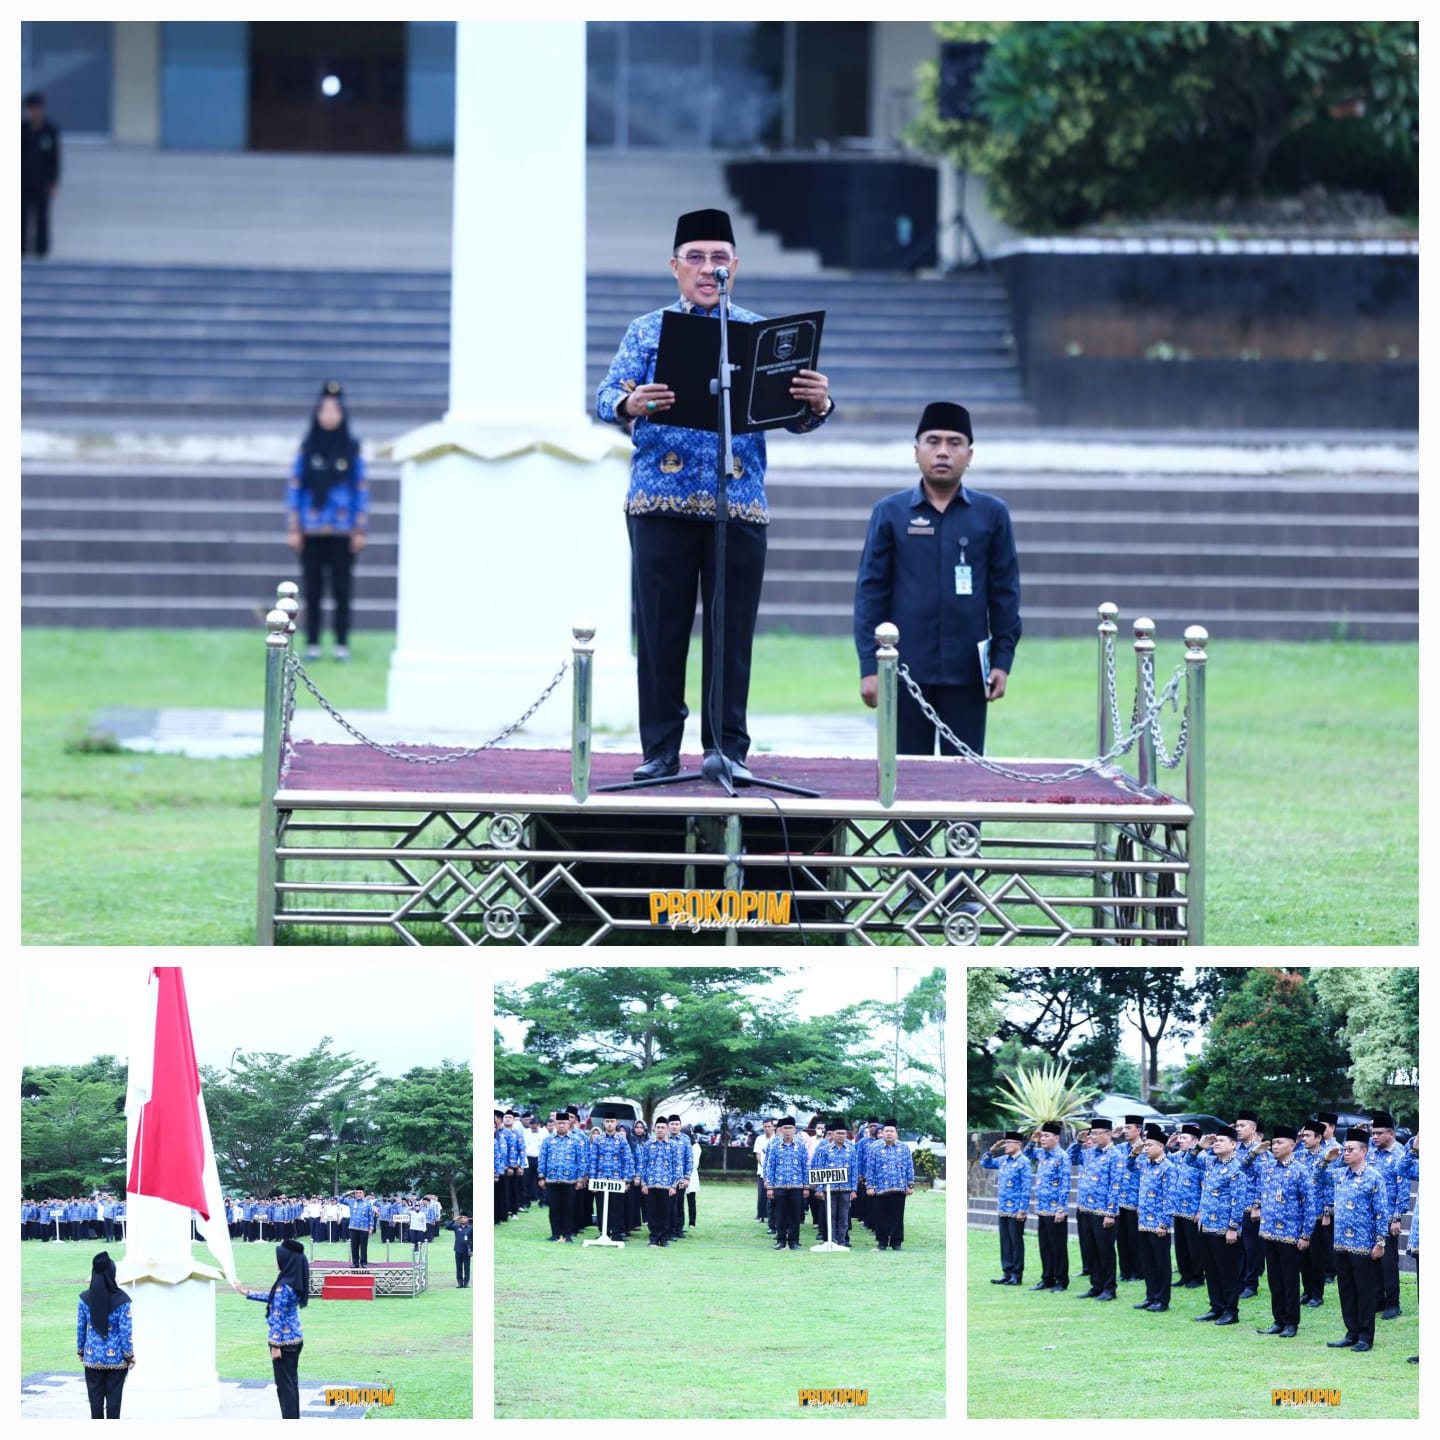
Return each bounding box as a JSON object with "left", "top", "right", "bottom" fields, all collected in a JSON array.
[
  {"left": 256, "top": 607, "right": 292, "bottom": 946},
  {"left": 723, "top": 813, "right": 742, "bottom": 948},
  {"left": 571, "top": 625, "right": 594, "bottom": 803},
  {"left": 876, "top": 623, "right": 899, "bottom": 808},
  {"left": 1184, "top": 626, "right": 1209, "bottom": 946},
  {"left": 1132, "top": 618, "right": 1156, "bottom": 790},
  {"left": 1093, "top": 602, "right": 1118, "bottom": 936}
]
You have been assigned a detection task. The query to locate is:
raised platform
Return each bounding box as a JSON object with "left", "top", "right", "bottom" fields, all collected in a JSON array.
[
  {"left": 309, "top": 1252, "right": 428, "bottom": 1297},
  {"left": 268, "top": 743, "right": 1193, "bottom": 946}
]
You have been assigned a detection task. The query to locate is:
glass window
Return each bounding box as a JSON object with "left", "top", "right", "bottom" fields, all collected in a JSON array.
[{"left": 22, "top": 21, "right": 113, "bottom": 135}]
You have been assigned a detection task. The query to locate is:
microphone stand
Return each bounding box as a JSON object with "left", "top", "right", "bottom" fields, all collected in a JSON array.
[{"left": 600, "top": 265, "right": 817, "bottom": 800}]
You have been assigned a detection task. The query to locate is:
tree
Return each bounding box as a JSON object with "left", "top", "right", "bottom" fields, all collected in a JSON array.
[
  {"left": 21, "top": 1071, "right": 128, "bottom": 1196},
  {"left": 899, "top": 966, "right": 947, "bottom": 1092},
  {"left": 1310, "top": 967, "right": 1419, "bottom": 1125},
  {"left": 369, "top": 1061, "right": 473, "bottom": 1216},
  {"left": 1192, "top": 969, "right": 1349, "bottom": 1122},
  {"left": 910, "top": 21, "right": 1419, "bottom": 230},
  {"left": 993, "top": 968, "right": 1125, "bottom": 1059},
  {"left": 966, "top": 966, "right": 1009, "bottom": 1048}
]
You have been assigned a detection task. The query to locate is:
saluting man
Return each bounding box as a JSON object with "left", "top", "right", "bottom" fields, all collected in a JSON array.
[
  {"left": 1295, "top": 1119, "right": 1340, "bottom": 1308},
  {"left": 1366, "top": 1112, "right": 1407, "bottom": 1320},
  {"left": 863, "top": 1120, "right": 915, "bottom": 1253},
  {"left": 1135, "top": 1125, "right": 1178, "bottom": 1313},
  {"left": 1116, "top": 1115, "right": 1146, "bottom": 1284},
  {"left": 1188, "top": 1126, "right": 1247, "bottom": 1325},
  {"left": 764, "top": 1117, "right": 811, "bottom": 1252},
  {"left": 1233, "top": 1110, "right": 1268, "bottom": 1298},
  {"left": 1165, "top": 1124, "right": 1206, "bottom": 1288},
  {"left": 1255, "top": 1124, "right": 1316, "bottom": 1338},
  {"left": 1070, "top": 1118, "right": 1123, "bottom": 1301},
  {"left": 1328, "top": 1126, "right": 1390, "bottom": 1352},
  {"left": 982, "top": 1132, "right": 1032, "bottom": 1285},
  {"left": 1024, "top": 1123, "right": 1071, "bottom": 1292}
]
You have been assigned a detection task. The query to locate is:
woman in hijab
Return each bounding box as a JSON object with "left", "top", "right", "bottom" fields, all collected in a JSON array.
[
  {"left": 287, "top": 379, "right": 368, "bottom": 663},
  {"left": 76, "top": 1251, "right": 134, "bottom": 1419},
  {"left": 234, "top": 1238, "right": 309, "bottom": 1419}
]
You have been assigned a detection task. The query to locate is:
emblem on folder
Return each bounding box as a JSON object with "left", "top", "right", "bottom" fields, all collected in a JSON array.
[
  {"left": 660, "top": 452, "right": 682, "bottom": 474},
  {"left": 774, "top": 327, "right": 800, "bottom": 361}
]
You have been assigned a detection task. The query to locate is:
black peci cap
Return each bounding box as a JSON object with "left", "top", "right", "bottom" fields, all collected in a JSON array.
[
  {"left": 1271, "top": 1124, "right": 1299, "bottom": 1141},
  {"left": 1124, "top": 1115, "right": 1145, "bottom": 1127},
  {"left": 1180, "top": 1124, "right": 1201, "bottom": 1137},
  {"left": 915, "top": 402, "right": 972, "bottom": 442},
  {"left": 1215, "top": 1126, "right": 1237, "bottom": 1141},
  {"left": 1041, "top": 1121, "right": 1063, "bottom": 1136},
  {"left": 1344, "top": 1126, "right": 1371, "bottom": 1144},
  {"left": 1368, "top": 1112, "right": 1396, "bottom": 1129},
  {"left": 1235, "top": 1110, "right": 1259, "bottom": 1123},
  {"left": 882, "top": 1118, "right": 899, "bottom": 1129},
  {"left": 1003, "top": 1131, "right": 1025, "bottom": 1143},
  {"left": 1317, "top": 1112, "right": 1339, "bottom": 1126},
  {"left": 674, "top": 209, "right": 735, "bottom": 250},
  {"left": 1089, "top": 1118, "right": 1112, "bottom": 1131},
  {"left": 1143, "top": 1125, "right": 1167, "bottom": 1142}
]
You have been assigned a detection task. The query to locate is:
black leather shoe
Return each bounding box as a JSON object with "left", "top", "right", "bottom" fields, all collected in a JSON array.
[
  {"left": 1301, "top": 1296, "right": 1322, "bottom": 1307},
  {"left": 1095, "top": 1291, "right": 1115, "bottom": 1302},
  {"left": 1050, "top": 1284, "right": 1068, "bottom": 1292},
  {"left": 1194, "top": 1311, "right": 1220, "bottom": 1322},
  {"left": 991, "top": 1277, "right": 1012, "bottom": 1285},
  {"left": 728, "top": 758, "right": 755, "bottom": 783},
  {"left": 1134, "top": 1301, "right": 1155, "bottom": 1309},
  {"left": 1078, "top": 1289, "right": 1101, "bottom": 1299},
  {"left": 1257, "top": 1324, "right": 1284, "bottom": 1334},
  {"left": 1380, "top": 1306, "right": 1402, "bottom": 1320},
  {"left": 773, "top": 1241, "right": 786, "bottom": 1250},
  {"left": 1279, "top": 1325, "right": 1298, "bottom": 1337},
  {"left": 1149, "top": 1303, "right": 1169, "bottom": 1312},
  {"left": 1327, "top": 1337, "right": 1357, "bottom": 1348},
  {"left": 1351, "top": 1340, "right": 1372, "bottom": 1352},
  {"left": 1408, "top": 1356, "right": 1418, "bottom": 1363},
  {"left": 1238, "top": 1287, "right": 1259, "bottom": 1300},
  {"left": 1030, "top": 1281, "right": 1053, "bottom": 1291},
  {"left": 632, "top": 753, "right": 680, "bottom": 781},
  {"left": 1214, "top": 1312, "right": 1238, "bottom": 1325},
  {"left": 788, "top": 1242, "right": 801, "bottom": 1250}
]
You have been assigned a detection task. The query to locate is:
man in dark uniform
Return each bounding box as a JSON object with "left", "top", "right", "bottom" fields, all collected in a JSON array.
[
  {"left": 853, "top": 401, "right": 1022, "bottom": 757},
  {"left": 22, "top": 92, "right": 60, "bottom": 258},
  {"left": 595, "top": 208, "right": 832, "bottom": 783},
  {"left": 442, "top": 1214, "right": 473, "bottom": 1288}
]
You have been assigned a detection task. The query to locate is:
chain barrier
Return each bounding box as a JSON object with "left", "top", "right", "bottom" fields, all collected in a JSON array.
[
  {"left": 896, "top": 661, "right": 1187, "bottom": 785},
  {"left": 1104, "top": 633, "right": 1126, "bottom": 748},
  {"left": 279, "top": 654, "right": 299, "bottom": 781},
  {"left": 283, "top": 653, "right": 570, "bottom": 764},
  {"left": 1139, "top": 652, "right": 1190, "bottom": 770}
]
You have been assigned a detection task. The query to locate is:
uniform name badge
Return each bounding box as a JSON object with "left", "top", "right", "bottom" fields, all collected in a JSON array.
[{"left": 954, "top": 565, "right": 973, "bottom": 596}]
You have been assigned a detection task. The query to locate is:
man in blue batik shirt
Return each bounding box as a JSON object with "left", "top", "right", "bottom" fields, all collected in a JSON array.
[
  {"left": 1254, "top": 1124, "right": 1317, "bottom": 1338},
  {"left": 1165, "top": 1124, "right": 1206, "bottom": 1288},
  {"left": 538, "top": 1112, "right": 590, "bottom": 1244},
  {"left": 1295, "top": 1118, "right": 1339, "bottom": 1307},
  {"left": 348, "top": 1189, "right": 378, "bottom": 1269},
  {"left": 982, "top": 1132, "right": 1032, "bottom": 1285},
  {"left": 863, "top": 1120, "right": 915, "bottom": 1252},
  {"left": 1115, "top": 1116, "right": 1146, "bottom": 1285},
  {"left": 811, "top": 1118, "right": 858, "bottom": 1248},
  {"left": 1234, "top": 1110, "right": 1269, "bottom": 1298},
  {"left": 591, "top": 1116, "right": 639, "bottom": 1242},
  {"left": 595, "top": 207, "right": 832, "bottom": 783},
  {"left": 1071, "top": 1118, "right": 1123, "bottom": 1301},
  {"left": 1328, "top": 1126, "right": 1390, "bottom": 1352},
  {"left": 764, "top": 1117, "right": 812, "bottom": 1252},
  {"left": 1135, "top": 1125, "right": 1178, "bottom": 1313},
  {"left": 1188, "top": 1125, "right": 1247, "bottom": 1324},
  {"left": 1366, "top": 1111, "right": 1407, "bottom": 1319},
  {"left": 639, "top": 1119, "right": 681, "bottom": 1248}
]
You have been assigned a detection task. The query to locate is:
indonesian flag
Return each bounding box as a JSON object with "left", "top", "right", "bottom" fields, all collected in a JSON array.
[{"left": 126, "top": 967, "right": 237, "bottom": 1284}]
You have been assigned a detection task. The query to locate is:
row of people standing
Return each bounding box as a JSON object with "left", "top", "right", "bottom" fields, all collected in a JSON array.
[
  {"left": 22, "top": 1196, "right": 125, "bottom": 1241},
  {"left": 982, "top": 1109, "right": 1418, "bottom": 1356}
]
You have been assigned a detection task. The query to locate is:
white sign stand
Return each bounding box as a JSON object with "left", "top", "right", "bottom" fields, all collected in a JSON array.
[
  {"left": 809, "top": 1169, "right": 851, "bottom": 1252},
  {"left": 582, "top": 1179, "right": 627, "bottom": 1247}
]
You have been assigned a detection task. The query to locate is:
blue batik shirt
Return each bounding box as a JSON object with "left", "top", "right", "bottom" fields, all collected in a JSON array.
[
  {"left": 1332, "top": 1161, "right": 1391, "bottom": 1253},
  {"left": 1237, "top": 1141, "right": 1274, "bottom": 1210},
  {"left": 288, "top": 448, "right": 368, "bottom": 535},
  {"left": 1190, "top": 1151, "right": 1247, "bottom": 1235},
  {"left": 348, "top": 1198, "right": 378, "bottom": 1234},
  {"left": 671, "top": 1133, "right": 693, "bottom": 1181},
  {"left": 1295, "top": 1144, "right": 1339, "bottom": 1215},
  {"left": 246, "top": 1283, "right": 304, "bottom": 1346},
  {"left": 811, "top": 1139, "right": 858, "bottom": 1192},
  {"left": 1118, "top": 1142, "right": 1143, "bottom": 1210},
  {"left": 639, "top": 1136, "right": 680, "bottom": 1189},
  {"left": 1397, "top": 1150, "right": 1418, "bottom": 1250},
  {"left": 980, "top": 1151, "right": 1032, "bottom": 1217},
  {"left": 1167, "top": 1144, "right": 1203, "bottom": 1219},
  {"left": 764, "top": 1138, "right": 811, "bottom": 1189},
  {"left": 595, "top": 298, "right": 831, "bottom": 526},
  {"left": 1070, "top": 1141, "right": 1123, "bottom": 1216},
  {"left": 78, "top": 1298, "right": 134, "bottom": 1368},
  {"left": 1137, "top": 1155, "right": 1178, "bottom": 1233},
  {"left": 538, "top": 1130, "right": 589, "bottom": 1184},
  {"left": 863, "top": 1141, "right": 914, "bottom": 1194},
  {"left": 590, "top": 1133, "right": 638, "bottom": 1182},
  {"left": 1367, "top": 1142, "right": 1407, "bottom": 1222},
  {"left": 1258, "top": 1158, "right": 1316, "bottom": 1244},
  {"left": 502, "top": 1125, "right": 526, "bottom": 1168},
  {"left": 1024, "top": 1144, "right": 1070, "bottom": 1214}
]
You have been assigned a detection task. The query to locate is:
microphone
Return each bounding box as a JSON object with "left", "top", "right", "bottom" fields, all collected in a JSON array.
[{"left": 714, "top": 266, "right": 730, "bottom": 285}]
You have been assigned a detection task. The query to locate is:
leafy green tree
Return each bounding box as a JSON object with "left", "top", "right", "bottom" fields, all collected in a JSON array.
[
  {"left": 994, "top": 968, "right": 1125, "bottom": 1058},
  {"left": 21, "top": 1071, "right": 128, "bottom": 1196},
  {"left": 966, "top": 967, "right": 1008, "bottom": 1048},
  {"left": 369, "top": 1061, "right": 473, "bottom": 1215},
  {"left": 1192, "top": 969, "right": 1349, "bottom": 1122},
  {"left": 1310, "top": 968, "right": 1419, "bottom": 1125}
]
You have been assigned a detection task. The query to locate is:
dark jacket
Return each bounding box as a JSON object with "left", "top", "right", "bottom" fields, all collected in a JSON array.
[
  {"left": 442, "top": 1220, "right": 473, "bottom": 1255},
  {"left": 22, "top": 120, "right": 61, "bottom": 189}
]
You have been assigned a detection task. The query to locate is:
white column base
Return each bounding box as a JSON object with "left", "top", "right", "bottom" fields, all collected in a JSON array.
[
  {"left": 809, "top": 1240, "right": 850, "bottom": 1252},
  {"left": 582, "top": 1236, "right": 625, "bottom": 1248},
  {"left": 122, "top": 1279, "right": 220, "bottom": 1418}
]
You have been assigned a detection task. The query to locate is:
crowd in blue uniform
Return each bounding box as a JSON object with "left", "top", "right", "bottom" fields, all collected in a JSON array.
[
  {"left": 22, "top": 1196, "right": 127, "bottom": 1241},
  {"left": 980, "top": 1107, "right": 1419, "bottom": 1358},
  {"left": 496, "top": 1107, "right": 919, "bottom": 1253}
]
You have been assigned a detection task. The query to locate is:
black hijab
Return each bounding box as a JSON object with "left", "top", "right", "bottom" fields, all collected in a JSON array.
[
  {"left": 268, "top": 1239, "right": 310, "bottom": 1315},
  {"left": 298, "top": 380, "right": 360, "bottom": 506},
  {"left": 81, "top": 1251, "right": 130, "bottom": 1338}
]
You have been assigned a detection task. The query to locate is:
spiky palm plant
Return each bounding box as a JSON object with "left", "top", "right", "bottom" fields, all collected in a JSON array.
[{"left": 992, "top": 1059, "right": 1096, "bottom": 1133}]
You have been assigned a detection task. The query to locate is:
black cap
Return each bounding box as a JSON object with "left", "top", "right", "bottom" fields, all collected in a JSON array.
[
  {"left": 1235, "top": 1109, "right": 1259, "bottom": 1123},
  {"left": 1124, "top": 1115, "right": 1145, "bottom": 1127},
  {"left": 24, "top": 92, "right": 43, "bottom": 108},
  {"left": 1041, "top": 1121, "right": 1063, "bottom": 1136},
  {"left": 779, "top": 1117, "right": 796, "bottom": 1128},
  {"left": 674, "top": 208, "right": 735, "bottom": 250},
  {"left": 1143, "top": 1125, "right": 1166, "bottom": 1142},
  {"left": 1317, "top": 1112, "right": 1339, "bottom": 1126},
  {"left": 916, "top": 402, "right": 973, "bottom": 441},
  {"left": 1180, "top": 1123, "right": 1201, "bottom": 1137},
  {"left": 1215, "top": 1125, "right": 1237, "bottom": 1142},
  {"left": 493, "top": 1110, "right": 502, "bottom": 1118},
  {"left": 1298, "top": 1119, "right": 1322, "bottom": 1137},
  {"left": 1089, "top": 1118, "right": 1112, "bottom": 1131},
  {"left": 1271, "top": 1124, "right": 1299, "bottom": 1141},
  {"left": 1344, "top": 1126, "right": 1371, "bottom": 1144},
  {"left": 882, "top": 1118, "right": 899, "bottom": 1130},
  {"left": 1368, "top": 1111, "right": 1396, "bottom": 1129},
  {"left": 1002, "top": 1131, "right": 1025, "bottom": 1143},
  {"left": 829, "top": 1117, "right": 848, "bottom": 1131}
]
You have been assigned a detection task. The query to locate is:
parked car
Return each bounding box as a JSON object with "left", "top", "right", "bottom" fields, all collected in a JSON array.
[
  {"left": 901, "top": 1131, "right": 947, "bottom": 1159},
  {"left": 1087, "top": 1093, "right": 1166, "bottom": 1124},
  {"left": 1155, "top": 1112, "right": 1229, "bottom": 1136}
]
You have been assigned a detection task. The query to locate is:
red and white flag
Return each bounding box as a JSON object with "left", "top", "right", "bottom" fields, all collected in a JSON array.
[{"left": 126, "top": 967, "right": 237, "bottom": 1284}]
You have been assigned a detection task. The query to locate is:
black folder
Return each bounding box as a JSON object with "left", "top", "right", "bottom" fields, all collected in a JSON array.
[{"left": 653, "top": 308, "right": 826, "bottom": 434}]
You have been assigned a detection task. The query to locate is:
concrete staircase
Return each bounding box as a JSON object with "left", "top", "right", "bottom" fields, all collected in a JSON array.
[{"left": 21, "top": 458, "right": 1418, "bottom": 639}]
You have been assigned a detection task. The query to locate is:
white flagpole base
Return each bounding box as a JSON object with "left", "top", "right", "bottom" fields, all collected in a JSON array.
[
  {"left": 582, "top": 1237, "right": 625, "bottom": 1247},
  {"left": 122, "top": 1278, "right": 220, "bottom": 1418},
  {"left": 809, "top": 1241, "right": 850, "bottom": 1252}
]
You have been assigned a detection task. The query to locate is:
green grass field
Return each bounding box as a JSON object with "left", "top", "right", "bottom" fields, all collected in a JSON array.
[
  {"left": 495, "top": 1179, "right": 945, "bottom": 1418},
  {"left": 21, "top": 628, "right": 1417, "bottom": 944},
  {"left": 21, "top": 1236, "right": 472, "bottom": 1419},
  {"left": 967, "top": 1228, "right": 1418, "bottom": 1418}
]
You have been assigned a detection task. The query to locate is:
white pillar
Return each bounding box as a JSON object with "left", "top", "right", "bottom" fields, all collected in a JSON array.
[{"left": 386, "top": 21, "right": 635, "bottom": 734}]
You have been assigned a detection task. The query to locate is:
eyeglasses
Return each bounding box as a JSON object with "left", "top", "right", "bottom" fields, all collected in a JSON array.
[{"left": 676, "top": 251, "right": 735, "bottom": 268}]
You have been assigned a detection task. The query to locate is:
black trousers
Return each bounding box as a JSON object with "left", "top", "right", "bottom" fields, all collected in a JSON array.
[
  {"left": 22, "top": 186, "right": 51, "bottom": 257},
  {"left": 1081, "top": 1212, "right": 1116, "bottom": 1294},
  {"left": 525, "top": 1158, "right": 540, "bottom": 1202},
  {"left": 871, "top": 1190, "right": 907, "bottom": 1248},
  {"left": 852, "top": 1179, "right": 867, "bottom": 1228},
  {"left": 1078, "top": 1204, "right": 1095, "bottom": 1275},
  {"left": 756, "top": 1174, "right": 769, "bottom": 1220},
  {"left": 1036, "top": 1212, "right": 1069, "bottom": 1286},
  {"left": 1140, "top": 1229, "right": 1172, "bottom": 1306},
  {"left": 1201, "top": 1230, "right": 1242, "bottom": 1315},
  {"left": 300, "top": 534, "right": 355, "bottom": 646},
  {"left": 1239, "top": 1212, "right": 1264, "bottom": 1288},
  {"left": 85, "top": 1367, "right": 126, "bottom": 1419},
  {"left": 1335, "top": 1248, "right": 1377, "bottom": 1343},
  {"left": 686, "top": 1190, "right": 697, "bottom": 1227},
  {"left": 494, "top": 1178, "right": 503, "bottom": 1225},
  {"left": 625, "top": 1182, "right": 642, "bottom": 1232},
  {"left": 271, "top": 1341, "right": 303, "bottom": 1420},
  {"left": 455, "top": 1251, "right": 471, "bottom": 1286},
  {"left": 645, "top": 1186, "right": 671, "bottom": 1241},
  {"left": 668, "top": 1187, "right": 685, "bottom": 1237},
  {"left": 1174, "top": 1214, "right": 1203, "bottom": 1284},
  {"left": 507, "top": 1171, "right": 522, "bottom": 1217},
  {"left": 546, "top": 1182, "right": 575, "bottom": 1239},
  {"left": 1300, "top": 1218, "right": 1332, "bottom": 1301},
  {"left": 627, "top": 512, "right": 766, "bottom": 761},
  {"left": 896, "top": 679, "right": 987, "bottom": 756},
  {"left": 770, "top": 1187, "right": 804, "bottom": 1245},
  {"left": 997, "top": 1215, "right": 1026, "bottom": 1279},
  {"left": 1264, "top": 1238, "right": 1302, "bottom": 1328},
  {"left": 1375, "top": 1230, "right": 1400, "bottom": 1310},
  {"left": 349, "top": 1230, "right": 370, "bottom": 1267},
  {"left": 1116, "top": 1207, "right": 1140, "bottom": 1280},
  {"left": 818, "top": 1190, "right": 851, "bottom": 1245},
  {"left": 598, "top": 1188, "right": 626, "bottom": 1240}
]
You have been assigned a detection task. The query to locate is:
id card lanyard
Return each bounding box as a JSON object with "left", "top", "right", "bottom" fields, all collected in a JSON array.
[{"left": 955, "top": 536, "right": 973, "bottom": 596}]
